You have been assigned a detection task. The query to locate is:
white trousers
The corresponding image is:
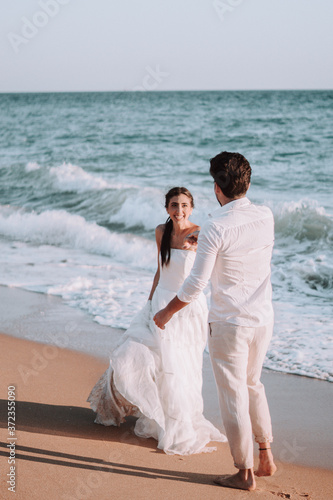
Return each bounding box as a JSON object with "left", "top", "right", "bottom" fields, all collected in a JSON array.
[{"left": 208, "top": 321, "right": 273, "bottom": 470}]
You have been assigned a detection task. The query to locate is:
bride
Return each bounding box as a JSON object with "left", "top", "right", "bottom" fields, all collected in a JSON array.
[{"left": 88, "top": 187, "right": 226, "bottom": 455}]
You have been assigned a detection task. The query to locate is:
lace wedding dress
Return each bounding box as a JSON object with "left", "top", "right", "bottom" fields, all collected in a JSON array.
[{"left": 88, "top": 248, "right": 226, "bottom": 455}]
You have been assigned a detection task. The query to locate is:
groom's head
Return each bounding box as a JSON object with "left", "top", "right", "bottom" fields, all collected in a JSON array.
[{"left": 210, "top": 151, "right": 251, "bottom": 199}]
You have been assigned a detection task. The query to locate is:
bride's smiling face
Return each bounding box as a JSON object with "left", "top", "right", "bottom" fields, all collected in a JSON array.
[{"left": 166, "top": 194, "right": 193, "bottom": 224}]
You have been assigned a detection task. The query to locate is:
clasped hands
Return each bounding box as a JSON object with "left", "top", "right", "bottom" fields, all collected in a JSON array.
[
  {"left": 153, "top": 232, "right": 198, "bottom": 330},
  {"left": 182, "top": 230, "right": 199, "bottom": 250}
]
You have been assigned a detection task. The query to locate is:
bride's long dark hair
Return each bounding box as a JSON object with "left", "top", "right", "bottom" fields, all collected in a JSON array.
[{"left": 160, "top": 187, "right": 194, "bottom": 267}]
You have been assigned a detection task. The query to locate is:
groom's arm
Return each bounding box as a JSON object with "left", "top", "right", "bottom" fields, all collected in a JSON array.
[{"left": 153, "top": 221, "right": 220, "bottom": 329}]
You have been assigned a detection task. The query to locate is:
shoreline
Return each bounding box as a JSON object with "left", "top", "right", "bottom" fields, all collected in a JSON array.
[
  {"left": 0, "top": 284, "right": 124, "bottom": 359},
  {"left": 1, "top": 284, "right": 331, "bottom": 383},
  {"left": 0, "top": 332, "right": 332, "bottom": 500},
  {"left": 0, "top": 285, "right": 333, "bottom": 498},
  {"left": 1, "top": 284, "right": 332, "bottom": 469}
]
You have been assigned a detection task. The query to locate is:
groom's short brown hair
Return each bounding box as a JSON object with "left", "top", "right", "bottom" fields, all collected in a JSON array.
[{"left": 210, "top": 151, "right": 252, "bottom": 198}]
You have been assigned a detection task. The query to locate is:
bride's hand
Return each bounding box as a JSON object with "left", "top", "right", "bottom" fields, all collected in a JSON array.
[{"left": 153, "top": 308, "right": 173, "bottom": 330}]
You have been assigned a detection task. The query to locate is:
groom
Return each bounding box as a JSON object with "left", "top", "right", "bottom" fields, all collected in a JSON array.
[{"left": 154, "top": 151, "right": 277, "bottom": 491}]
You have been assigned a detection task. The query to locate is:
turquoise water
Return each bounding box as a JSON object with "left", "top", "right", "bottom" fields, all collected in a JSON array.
[{"left": 0, "top": 90, "right": 332, "bottom": 380}]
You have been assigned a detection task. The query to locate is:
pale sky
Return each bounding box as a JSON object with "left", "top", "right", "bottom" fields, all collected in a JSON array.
[{"left": 1, "top": 0, "right": 332, "bottom": 92}]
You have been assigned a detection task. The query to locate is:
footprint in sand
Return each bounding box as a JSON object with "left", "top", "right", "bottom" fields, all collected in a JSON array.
[{"left": 271, "top": 492, "right": 310, "bottom": 499}]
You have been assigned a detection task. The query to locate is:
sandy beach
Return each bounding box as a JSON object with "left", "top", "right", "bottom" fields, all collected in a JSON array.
[{"left": 0, "top": 288, "right": 332, "bottom": 500}]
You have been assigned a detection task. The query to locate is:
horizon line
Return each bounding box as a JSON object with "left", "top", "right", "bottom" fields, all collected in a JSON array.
[{"left": 0, "top": 88, "right": 332, "bottom": 95}]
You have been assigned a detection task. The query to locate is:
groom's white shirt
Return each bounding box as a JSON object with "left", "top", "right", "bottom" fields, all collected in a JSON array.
[{"left": 177, "top": 197, "right": 274, "bottom": 327}]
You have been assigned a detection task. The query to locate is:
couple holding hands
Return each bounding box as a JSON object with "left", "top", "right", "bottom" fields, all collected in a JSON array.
[{"left": 88, "top": 151, "right": 276, "bottom": 491}]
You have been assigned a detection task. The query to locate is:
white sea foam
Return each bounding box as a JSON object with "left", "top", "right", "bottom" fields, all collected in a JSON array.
[
  {"left": 108, "top": 186, "right": 168, "bottom": 230},
  {"left": 273, "top": 198, "right": 333, "bottom": 242},
  {"left": 0, "top": 206, "right": 156, "bottom": 270},
  {"left": 291, "top": 256, "right": 333, "bottom": 294},
  {"left": 25, "top": 161, "right": 41, "bottom": 172},
  {"left": 269, "top": 199, "right": 333, "bottom": 302},
  {"left": 49, "top": 162, "right": 112, "bottom": 192},
  {"left": 0, "top": 238, "right": 153, "bottom": 329},
  {"left": 267, "top": 301, "right": 333, "bottom": 382},
  {"left": 46, "top": 162, "right": 138, "bottom": 193},
  {"left": 48, "top": 272, "right": 153, "bottom": 329}
]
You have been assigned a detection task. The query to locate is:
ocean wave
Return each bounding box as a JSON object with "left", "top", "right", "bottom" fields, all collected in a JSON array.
[
  {"left": 273, "top": 199, "right": 333, "bottom": 242},
  {"left": 25, "top": 161, "right": 41, "bottom": 172},
  {"left": 108, "top": 186, "right": 167, "bottom": 230},
  {"left": 266, "top": 300, "right": 333, "bottom": 382},
  {"left": 49, "top": 162, "right": 112, "bottom": 192},
  {"left": 24, "top": 161, "right": 137, "bottom": 193},
  {"left": 47, "top": 163, "right": 169, "bottom": 231},
  {"left": 291, "top": 255, "right": 333, "bottom": 292},
  {"left": 8, "top": 161, "right": 206, "bottom": 233},
  {"left": 0, "top": 206, "right": 156, "bottom": 270}
]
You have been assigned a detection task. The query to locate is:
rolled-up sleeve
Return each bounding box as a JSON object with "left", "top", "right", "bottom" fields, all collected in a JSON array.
[{"left": 177, "top": 220, "right": 221, "bottom": 303}]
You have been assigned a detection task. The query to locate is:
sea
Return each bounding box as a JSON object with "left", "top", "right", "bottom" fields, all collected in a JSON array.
[{"left": 0, "top": 90, "right": 332, "bottom": 382}]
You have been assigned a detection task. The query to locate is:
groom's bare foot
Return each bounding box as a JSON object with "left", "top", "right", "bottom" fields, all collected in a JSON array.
[
  {"left": 214, "top": 470, "right": 256, "bottom": 491},
  {"left": 255, "top": 448, "right": 277, "bottom": 477}
]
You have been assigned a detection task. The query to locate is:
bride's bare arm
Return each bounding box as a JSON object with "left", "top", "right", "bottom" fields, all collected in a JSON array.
[
  {"left": 148, "top": 225, "right": 164, "bottom": 301},
  {"left": 148, "top": 269, "right": 160, "bottom": 300}
]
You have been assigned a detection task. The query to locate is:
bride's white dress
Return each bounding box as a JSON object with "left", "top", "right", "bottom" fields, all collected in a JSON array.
[{"left": 88, "top": 248, "right": 226, "bottom": 455}]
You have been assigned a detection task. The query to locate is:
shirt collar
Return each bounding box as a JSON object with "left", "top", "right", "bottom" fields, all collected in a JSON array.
[{"left": 209, "top": 197, "right": 251, "bottom": 217}]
